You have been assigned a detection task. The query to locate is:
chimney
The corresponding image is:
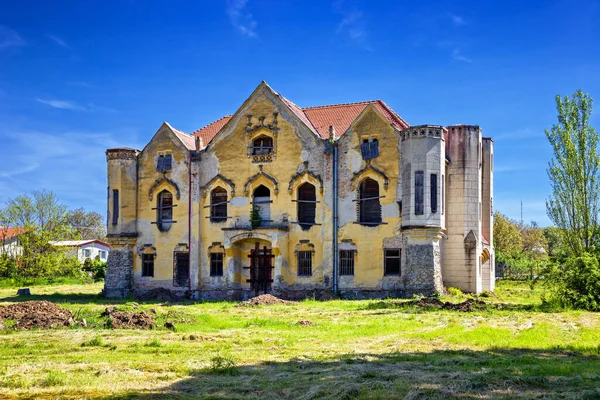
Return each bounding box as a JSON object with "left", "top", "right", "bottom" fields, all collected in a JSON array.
[{"left": 329, "top": 125, "right": 335, "bottom": 140}]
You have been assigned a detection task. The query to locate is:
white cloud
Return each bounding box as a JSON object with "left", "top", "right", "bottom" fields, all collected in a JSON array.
[
  {"left": 46, "top": 34, "right": 69, "bottom": 48},
  {"left": 451, "top": 48, "right": 472, "bottom": 63},
  {"left": 36, "top": 98, "right": 86, "bottom": 111},
  {"left": 226, "top": 0, "right": 257, "bottom": 38},
  {"left": 448, "top": 13, "right": 465, "bottom": 26},
  {"left": 333, "top": 1, "right": 372, "bottom": 50},
  {"left": 0, "top": 25, "right": 25, "bottom": 49}
]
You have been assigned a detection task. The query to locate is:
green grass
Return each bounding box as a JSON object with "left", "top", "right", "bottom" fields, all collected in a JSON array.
[{"left": 0, "top": 280, "right": 599, "bottom": 399}]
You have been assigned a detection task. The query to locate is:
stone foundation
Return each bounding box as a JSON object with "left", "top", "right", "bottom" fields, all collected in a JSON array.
[
  {"left": 103, "top": 247, "right": 134, "bottom": 299},
  {"left": 403, "top": 242, "right": 443, "bottom": 296}
]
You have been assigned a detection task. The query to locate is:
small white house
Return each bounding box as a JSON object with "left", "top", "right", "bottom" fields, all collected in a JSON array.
[
  {"left": 49, "top": 240, "right": 111, "bottom": 263},
  {"left": 0, "top": 227, "right": 25, "bottom": 258}
]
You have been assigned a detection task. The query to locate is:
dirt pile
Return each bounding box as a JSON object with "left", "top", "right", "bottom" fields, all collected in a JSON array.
[
  {"left": 0, "top": 301, "right": 74, "bottom": 329},
  {"left": 102, "top": 307, "right": 155, "bottom": 329},
  {"left": 136, "top": 288, "right": 181, "bottom": 302},
  {"left": 409, "top": 298, "right": 487, "bottom": 312},
  {"left": 238, "top": 294, "right": 293, "bottom": 307}
]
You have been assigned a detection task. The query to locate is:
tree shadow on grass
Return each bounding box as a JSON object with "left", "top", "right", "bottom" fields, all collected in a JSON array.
[
  {"left": 359, "top": 299, "right": 553, "bottom": 314},
  {"left": 88, "top": 347, "right": 600, "bottom": 400}
]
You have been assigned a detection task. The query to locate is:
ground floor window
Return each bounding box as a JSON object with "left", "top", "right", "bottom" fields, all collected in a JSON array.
[
  {"left": 142, "top": 253, "right": 154, "bottom": 277},
  {"left": 210, "top": 252, "right": 224, "bottom": 276},
  {"left": 384, "top": 249, "right": 401, "bottom": 275},
  {"left": 339, "top": 250, "right": 355, "bottom": 276},
  {"left": 173, "top": 252, "right": 189, "bottom": 287},
  {"left": 297, "top": 250, "right": 312, "bottom": 276}
]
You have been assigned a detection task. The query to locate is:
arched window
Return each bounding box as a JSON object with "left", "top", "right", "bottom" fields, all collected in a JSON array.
[
  {"left": 210, "top": 187, "right": 228, "bottom": 223},
  {"left": 157, "top": 190, "right": 173, "bottom": 231},
  {"left": 358, "top": 178, "right": 381, "bottom": 225},
  {"left": 297, "top": 182, "right": 316, "bottom": 229},
  {"left": 252, "top": 136, "right": 273, "bottom": 155},
  {"left": 252, "top": 185, "right": 271, "bottom": 227}
]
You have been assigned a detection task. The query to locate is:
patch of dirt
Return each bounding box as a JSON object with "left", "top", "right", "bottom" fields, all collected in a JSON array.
[
  {"left": 102, "top": 307, "right": 154, "bottom": 329},
  {"left": 0, "top": 300, "right": 74, "bottom": 329},
  {"left": 405, "top": 298, "right": 488, "bottom": 312},
  {"left": 237, "top": 294, "right": 293, "bottom": 307},
  {"left": 136, "top": 288, "right": 181, "bottom": 302},
  {"left": 298, "top": 320, "right": 312, "bottom": 326}
]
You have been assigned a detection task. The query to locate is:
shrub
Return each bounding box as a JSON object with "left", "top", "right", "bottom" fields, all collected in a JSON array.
[
  {"left": 209, "top": 355, "right": 239, "bottom": 376},
  {"left": 446, "top": 287, "right": 463, "bottom": 297},
  {"left": 545, "top": 253, "right": 600, "bottom": 311}
]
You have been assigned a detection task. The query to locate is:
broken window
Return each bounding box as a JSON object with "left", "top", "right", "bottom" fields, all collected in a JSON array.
[
  {"left": 415, "top": 171, "right": 424, "bottom": 215},
  {"left": 252, "top": 136, "right": 274, "bottom": 155},
  {"left": 358, "top": 178, "right": 382, "bottom": 225},
  {"left": 112, "top": 189, "right": 119, "bottom": 225},
  {"left": 297, "top": 250, "right": 312, "bottom": 276},
  {"left": 384, "top": 249, "right": 401, "bottom": 275},
  {"left": 210, "top": 252, "right": 224, "bottom": 276},
  {"left": 360, "top": 137, "right": 379, "bottom": 160},
  {"left": 156, "top": 190, "right": 174, "bottom": 231},
  {"left": 431, "top": 173, "right": 438, "bottom": 214},
  {"left": 252, "top": 185, "right": 271, "bottom": 226},
  {"left": 173, "top": 252, "right": 189, "bottom": 287},
  {"left": 297, "top": 182, "right": 316, "bottom": 229},
  {"left": 210, "top": 187, "right": 228, "bottom": 223},
  {"left": 142, "top": 253, "right": 154, "bottom": 277},
  {"left": 157, "top": 154, "right": 172, "bottom": 173},
  {"left": 339, "top": 250, "right": 355, "bottom": 275}
]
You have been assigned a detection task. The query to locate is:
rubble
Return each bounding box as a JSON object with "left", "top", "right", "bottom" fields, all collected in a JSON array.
[
  {"left": 238, "top": 294, "right": 293, "bottom": 307},
  {"left": 0, "top": 301, "right": 74, "bottom": 329},
  {"left": 102, "top": 307, "right": 155, "bottom": 329}
]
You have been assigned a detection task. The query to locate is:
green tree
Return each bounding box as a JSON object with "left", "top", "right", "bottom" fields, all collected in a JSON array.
[
  {"left": 546, "top": 90, "right": 600, "bottom": 255},
  {"left": 66, "top": 208, "right": 106, "bottom": 240},
  {"left": 493, "top": 212, "right": 522, "bottom": 255}
]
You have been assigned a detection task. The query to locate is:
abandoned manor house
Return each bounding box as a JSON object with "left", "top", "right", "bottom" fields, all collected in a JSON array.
[{"left": 104, "top": 82, "right": 494, "bottom": 299}]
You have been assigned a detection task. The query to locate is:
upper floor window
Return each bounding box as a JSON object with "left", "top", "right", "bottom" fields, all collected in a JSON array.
[
  {"left": 157, "top": 153, "right": 172, "bottom": 173},
  {"left": 210, "top": 187, "right": 228, "bottom": 223},
  {"left": 112, "top": 189, "right": 119, "bottom": 225},
  {"left": 252, "top": 185, "right": 271, "bottom": 227},
  {"left": 415, "top": 171, "right": 424, "bottom": 215},
  {"left": 252, "top": 136, "right": 274, "bottom": 155},
  {"left": 297, "top": 183, "right": 316, "bottom": 229},
  {"left": 430, "top": 173, "right": 438, "bottom": 214},
  {"left": 358, "top": 178, "right": 382, "bottom": 225},
  {"left": 157, "top": 190, "right": 174, "bottom": 231},
  {"left": 360, "top": 137, "right": 379, "bottom": 160}
]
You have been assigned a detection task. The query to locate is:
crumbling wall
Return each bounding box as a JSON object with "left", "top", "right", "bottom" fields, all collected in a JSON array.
[{"left": 104, "top": 246, "right": 133, "bottom": 299}]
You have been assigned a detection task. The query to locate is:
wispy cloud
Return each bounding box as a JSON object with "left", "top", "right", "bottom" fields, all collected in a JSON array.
[
  {"left": 46, "top": 34, "right": 70, "bottom": 48},
  {"left": 68, "top": 81, "right": 93, "bottom": 88},
  {"left": 451, "top": 48, "right": 472, "bottom": 63},
  {"left": 333, "top": 0, "right": 372, "bottom": 50},
  {"left": 0, "top": 163, "right": 39, "bottom": 178},
  {"left": 0, "top": 25, "right": 25, "bottom": 49},
  {"left": 36, "top": 98, "right": 86, "bottom": 111},
  {"left": 448, "top": 13, "right": 465, "bottom": 26},
  {"left": 226, "top": 0, "right": 257, "bottom": 38}
]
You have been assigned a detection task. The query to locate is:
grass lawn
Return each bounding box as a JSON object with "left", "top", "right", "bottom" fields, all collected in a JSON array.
[{"left": 0, "top": 281, "right": 599, "bottom": 399}]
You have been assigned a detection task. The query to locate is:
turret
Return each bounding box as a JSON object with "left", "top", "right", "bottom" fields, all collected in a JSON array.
[{"left": 106, "top": 148, "right": 139, "bottom": 237}]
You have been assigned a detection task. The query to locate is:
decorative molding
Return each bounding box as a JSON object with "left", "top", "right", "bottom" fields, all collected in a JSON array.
[
  {"left": 245, "top": 112, "right": 280, "bottom": 135},
  {"left": 244, "top": 170, "right": 279, "bottom": 195},
  {"left": 288, "top": 170, "right": 323, "bottom": 194},
  {"left": 351, "top": 164, "right": 389, "bottom": 190},
  {"left": 399, "top": 125, "right": 445, "bottom": 141},
  {"left": 208, "top": 242, "right": 225, "bottom": 253},
  {"left": 148, "top": 177, "right": 181, "bottom": 201},
  {"left": 294, "top": 241, "right": 315, "bottom": 256},
  {"left": 252, "top": 153, "right": 273, "bottom": 163},
  {"left": 202, "top": 174, "right": 236, "bottom": 197},
  {"left": 106, "top": 149, "right": 138, "bottom": 161}
]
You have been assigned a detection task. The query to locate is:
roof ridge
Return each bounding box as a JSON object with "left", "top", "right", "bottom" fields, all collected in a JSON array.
[
  {"left": 376, "top": 99, "right": 410, "bottom": 128},
  {"left": 302, "top": 100, "right": 381, "bottom": 110},
  {"left": 192, "top": 114, "right": 234, "bottom": 136}
]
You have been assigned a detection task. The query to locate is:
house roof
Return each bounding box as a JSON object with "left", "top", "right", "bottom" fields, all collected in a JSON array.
[
  {"left": 0, "top": 227, "right": 26, "bottom": 240},
  {"left": 49, "top": 240, "right": 110, "bottom": 248},
  {"left": 187, "top": 89, "right": 409, "bottom": 146}
]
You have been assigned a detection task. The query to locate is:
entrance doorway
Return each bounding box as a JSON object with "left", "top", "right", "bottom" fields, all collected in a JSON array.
[{"left": 245, "top": 242, "right": 274, "bottom": 295}]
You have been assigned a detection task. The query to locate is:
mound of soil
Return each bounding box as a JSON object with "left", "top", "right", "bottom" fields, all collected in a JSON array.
[
  {"left": 136, "top": 288, "right": 181, "bottom": 302},
  {"left": 238, "top": 294, "right": 293, "bottom": 307},
  {"left": 410, "top": 298, "right": 487, "bottom": 312},
  {"left": 0, "top": 300, "right": 74, "bottom": 329},
  {"left": 102, "top": 307, "right": 154, "bottom": 329}
]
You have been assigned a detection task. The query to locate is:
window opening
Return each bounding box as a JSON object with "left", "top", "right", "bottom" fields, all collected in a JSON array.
[
  {"left": 157, "top": 190, "right": 174, "bottom": 231},
  {"left": 252, "top": 136, "right": 274, "bottom": 155},
  {"left": 384, "top": 249, "right": 401, "bottom": 275},
  {"left": 297, "top": 183, "right": 316, "bottom": 229},
  {"left": 358, "top": 178, "right": 382, "bottom": 225},
  {"left": 210, "top": 187, "right": 228, "bottom": 223},
  {"left": 415, "top": 171, "right": 424, "bottom": 215},
  {"left": 252, "top": 185, "right": 271, "bottom": 226},
  {"left": 210, "top": 252, "right": 224, "bottom": 276},
  {"left": 431, "top": 173, "right": 438, "bottom": 214},
  {"left": 360, "top": 137, "right": 379, "bottom": 160},
  {"left": 112, "top": 189, "right": 119, "bottom": 225},
  {"left": 339, "top": 250, "right": 355, "bottom": 275},
  {"left": 142, "top": 253, "right": 154, "bottom": 277},
  {"left": 173, "top": 252, "right": 189, "bottom": 287},
  {"left": 297, "top": 250, "right": 313, "bottom": 276},
  {"left": 157, "top": 154, "right": 172, "bottom": 172}
]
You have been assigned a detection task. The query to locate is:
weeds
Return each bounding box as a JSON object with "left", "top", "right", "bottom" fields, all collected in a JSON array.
[{"left": 209, "top": 355, "right": 240, "bottom": 376}]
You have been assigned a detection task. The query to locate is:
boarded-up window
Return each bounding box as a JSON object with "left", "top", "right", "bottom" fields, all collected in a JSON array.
[
  {"left": 112, "top": 189, "right": 119, "bottom": 225},
  {"left": 157, "top": 154, "right": 172, "bottom": 172},
  {"left": 297, "top": 183, "right": 316, "bottom": 229},
  {"left": 173, "top": 252, "right": 189, "bottom": 287},
  {"left": 415, "top": 171, "right": 424, "bottom": 215},
  {"left": 297, "top": 250, "right": 312, "bottom": 276},
  {"left": 431, "top": 173, "right": 438, "bottom": 214},
  {"left": 142, "top": 253, "right": 154, "bottom": 277},
  {"left": 210, "top": 252, "right": 223, "bottom": 276},
  {"left": 358, "top": 178, "right": 381, "bottom": 224},
  {"left": 157, "top": 190, "right": 173, "bottom": 231},
  {"left": 252, "top": 136, "right": 274, "bottom": 155},
  {"left": 340, "top": 250, "right": 355, "bottom": 275},
  {"left": 360, "top": 138, "right": 379, "bottom": 160},
  {"left": 384, "top": 249, "right": 401, "bottom": 275},
  {"left": 210, "top": 187, "right": 228, "bottom": 223}
]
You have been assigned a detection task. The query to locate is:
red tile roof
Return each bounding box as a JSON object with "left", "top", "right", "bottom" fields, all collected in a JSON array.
[
  {"left": 190, "top": 99, "right": 409, "bottom": 146},
  {"left": 0, "top": 227, "right": 26, "bottom": 241}
]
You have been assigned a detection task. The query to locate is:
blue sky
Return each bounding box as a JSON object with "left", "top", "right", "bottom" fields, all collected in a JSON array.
[{"left": 1, "top": 0, "right": 599, "bottom": 226}]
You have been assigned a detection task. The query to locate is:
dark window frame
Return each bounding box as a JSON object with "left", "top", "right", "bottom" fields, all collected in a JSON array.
[
  {"left": 156, "top": 154, "right": 172, "bottom": 172},
  {"left": 112, "top": 189, "right": 119, "bottom": 225},
  {"left": 358, "top": 178, "right": 382, "bottom": 225},
  {"left": 339, "top": 250, "right": 355, "bottom": 276},
  {"left": 384, "top": 249, "right": 401, "bottom": 276},
  {"left": 297, "top": 182, "right": 317, "bottom": 229},
  {"left": 173, "top": 251, "right": 190, "bottom": 287},
  {"left": 157, "top": 190, "right": 174, "bottom": 231},
  {"left": 210, "top": 187, "right": 228, "bottom": 223},
  {"left": 251, "top": 136, "right": 274, "bottom": 155},
  {"left": 210, "top": 252, "right": 224, "bottom": 277},
  {"left": 297, "top": 250, "right": 313, "bottom": 276},
  {"left": 415, "top": 171, "right": 424, "bottom": 215},
  {"left": 431, "top": 173, "right": 438, "bottom": 214},
  {"left": 142, "top": 253, "right": 155, "bottom": 277}
]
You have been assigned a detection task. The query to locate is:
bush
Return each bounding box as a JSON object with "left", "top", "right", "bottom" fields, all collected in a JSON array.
[
  {"left": 82, "top": 257, "right": 106, "bottom": 281},
  {"left": 545, "top": 253, "right": 600, "bottom": 311}
]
